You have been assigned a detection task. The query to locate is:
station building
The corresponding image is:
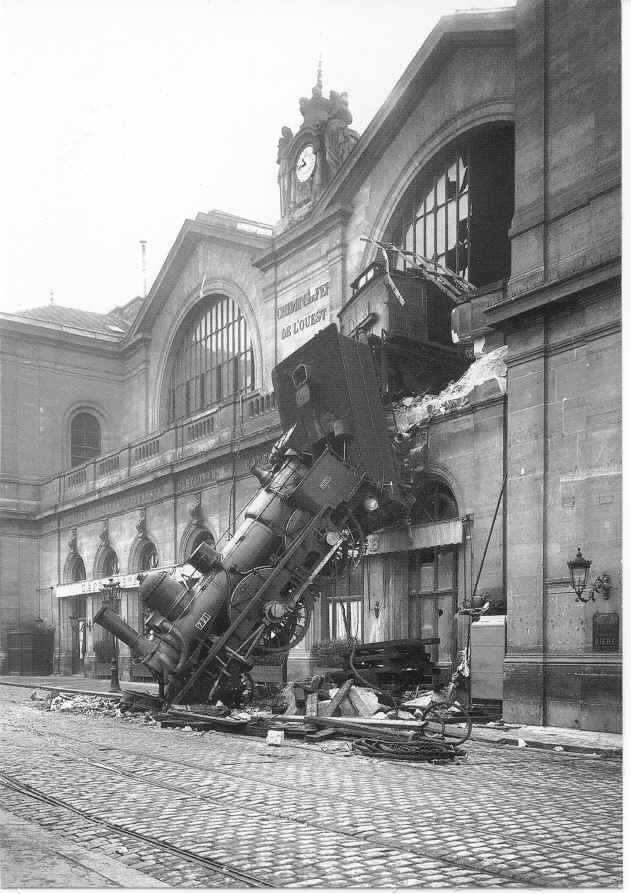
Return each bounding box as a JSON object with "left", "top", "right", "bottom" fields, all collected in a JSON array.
[{"left": 0, "top": 0, "right": 621, "bottom": 731}]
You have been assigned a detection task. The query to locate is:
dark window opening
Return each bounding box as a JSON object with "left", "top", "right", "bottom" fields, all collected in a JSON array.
[
  {"left": 98, "top": 547, "right": 119, "bottom": 578},
  {"left": 138, "top": 541, "right": 158, "bottom": 572},
  {"left": 71, "top": 412, "right": 101, "bottom": 467},
  {"left": 410, "top": 478, "right": 459, "bottom": 525},
  {"left": 187, "top": 529, "right": 215, "bottom": 561}
]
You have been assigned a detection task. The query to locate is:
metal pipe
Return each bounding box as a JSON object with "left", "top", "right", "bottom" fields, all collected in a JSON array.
[{"left": 470, "top": 473, "right": 508, "bottom": 603}]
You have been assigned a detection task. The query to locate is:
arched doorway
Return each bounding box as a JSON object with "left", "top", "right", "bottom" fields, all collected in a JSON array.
[
  {"left": 63, "top": 553, "right": 88, "bottom": 674},
  {"left": 408, "top": 477, "right": 461, "bottom": 670}
]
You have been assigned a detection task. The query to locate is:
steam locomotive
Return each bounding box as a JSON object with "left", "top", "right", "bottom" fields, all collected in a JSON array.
[{"left": 94, "top": 325, "right": 407, "bottom": 707}]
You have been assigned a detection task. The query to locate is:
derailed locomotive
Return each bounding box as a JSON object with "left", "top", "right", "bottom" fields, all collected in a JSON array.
[{"left": 94, "top": 325, "right": 407, "bottom": 707}]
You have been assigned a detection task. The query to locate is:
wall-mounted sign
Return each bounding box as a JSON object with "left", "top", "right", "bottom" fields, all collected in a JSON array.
[
  {"left": 593, "top": 612, "right": 619, "bottom": 652},
  {"left": 277, "top": 281, "right": 330, "bottom": 360},
  {"left": 56, "top": 567, "right": 174, "bottom": 598}
]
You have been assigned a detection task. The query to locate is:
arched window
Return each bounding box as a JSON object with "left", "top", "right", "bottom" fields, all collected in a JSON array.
[
  {"left": 188, "top": 529, "right": 215, "bottom": 558},
  {"left": 71, "top": 412, "right": 101, "bottom": 467},
  {"left": 96, "top": 547, "right": 119, "bottom": 578},
  {"left": 167, "top": 296, "right": 255, "bottom": 422},
  {"left": 410, "top": 477, "right": 459, "bottom": 525},
  {"left": 388, "top": 124, "right": 514, "bottom": 287},
  {"left": 64, "top": 554, "right": 86, "bottom": 584},
  {"left": 138, "top": 541, "right": 159, "bottom": 571}
]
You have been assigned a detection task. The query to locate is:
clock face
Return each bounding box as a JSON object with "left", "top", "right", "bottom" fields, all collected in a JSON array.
[{"left": 295, "top": 144, "right": 316, "bottom": 182}]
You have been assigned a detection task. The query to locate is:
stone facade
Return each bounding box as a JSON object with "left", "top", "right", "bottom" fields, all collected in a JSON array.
[{"left": 0, "top": 0, "right": 620, "bottom": 730}]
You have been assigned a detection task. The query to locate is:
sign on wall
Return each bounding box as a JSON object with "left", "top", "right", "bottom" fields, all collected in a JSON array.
[
  {"left": 277, "top": 281, "right": 330, "bottom": 361},
  {"left": 593, "top": 612, "right": 620, "bottom": 652}
]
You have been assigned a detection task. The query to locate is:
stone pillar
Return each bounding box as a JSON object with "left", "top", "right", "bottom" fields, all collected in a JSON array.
[
  {"left": 502, "top": 317, "right": 546, "bottom": 724},
  {"left": 508, "top": 0, "right": 547, "bottom": 298}
]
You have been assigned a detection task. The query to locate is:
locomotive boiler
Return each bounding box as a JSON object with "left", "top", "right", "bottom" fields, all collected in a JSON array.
[{"left": 94, "top": 325, "right": 407, "bottom": 707}]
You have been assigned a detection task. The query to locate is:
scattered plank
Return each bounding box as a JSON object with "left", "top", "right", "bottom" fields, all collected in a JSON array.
[
  {"left": 310, "top": 715, "right": 428, "bottom": 732},
  {"left": 321, "top": 679, "right": 354, "bottom": 717},
  {"left": 304, "top": 727, "right": 338, "bottom": 743}
]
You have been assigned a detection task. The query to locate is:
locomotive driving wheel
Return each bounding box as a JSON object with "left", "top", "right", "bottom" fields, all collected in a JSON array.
[{"left": 228, "top": 566, "right": 314, "bottom": 655}]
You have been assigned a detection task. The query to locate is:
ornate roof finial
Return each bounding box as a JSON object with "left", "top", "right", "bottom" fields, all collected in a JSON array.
[{"left": 314, "top": 54, "right": 323, "bottom": 97}]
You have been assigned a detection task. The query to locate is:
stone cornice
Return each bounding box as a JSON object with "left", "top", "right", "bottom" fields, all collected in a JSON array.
[
  {"left": 129, "top": 217, "right": 272, "bottom": 337},
  {"left": 254, "top": 205, "right": 353, "bottom": 271},
  {"left": 486, "top": 259, "right": 620, "bottom": 326},
  {"left": 0, "top": 314, "right": 123, "bottom": 355},
  {"left": 504, "top": 652, "right": 621, "bottom": 667}
]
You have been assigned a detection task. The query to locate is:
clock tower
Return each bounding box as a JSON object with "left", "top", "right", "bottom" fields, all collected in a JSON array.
[{"left": 277, "top": 61, "right": 358, "bottom": 225}]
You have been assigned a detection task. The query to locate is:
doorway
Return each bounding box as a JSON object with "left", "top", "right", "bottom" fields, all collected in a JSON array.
[{"left": 408, "top": 547, "right": 458, "bottom": 667}]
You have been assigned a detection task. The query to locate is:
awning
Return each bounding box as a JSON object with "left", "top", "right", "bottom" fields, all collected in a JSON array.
[{"left": 365, "top": 518, "right": 463, "bottom": 555}]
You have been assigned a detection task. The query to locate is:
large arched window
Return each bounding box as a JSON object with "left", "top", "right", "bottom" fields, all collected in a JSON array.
[
  {"left": 71, "top": 412, "right": 101, "bottom": 467},
  {"left": 167, "top": 296, "right": 255, "bottom": 422},
  {"left": 388, "top": 124, "right": 514, "bottom": 287}
]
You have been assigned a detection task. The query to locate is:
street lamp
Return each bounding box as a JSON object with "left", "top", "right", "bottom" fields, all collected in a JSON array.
[
  {"left": 567, "top": 549, "right": 613, "bottom": 603},
  {"left": 100, "top": 577, "right": 121, "bottom": 691},
  {"left": 567, "top": 549, "right": 593, "bottom": 603}
]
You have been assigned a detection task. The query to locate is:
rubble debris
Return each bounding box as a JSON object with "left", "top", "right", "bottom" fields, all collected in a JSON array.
[
  {"left": 394, "top": 345, "right": 508, "bottom": 430},
  {"left": 46, "top": 693, "right": 120, "bottom": 717}
]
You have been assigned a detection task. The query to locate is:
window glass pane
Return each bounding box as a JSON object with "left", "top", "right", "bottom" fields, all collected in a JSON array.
[
  {"left": 447, "top": 200, "right": 457, "bottom": 252},
  {"left": 426, "top": 214, "right": 435, "bottom": 260},
  {"left": 415, "top": 216, "right": 424, "bottom": 258},
  {"left": 458, "top": 154, "right": 469, "bottom": 195},
  {"left": 447, "top": 161, "right": 457, "bottom": 200},
  {"left": 437, "top": 550, "right": 455, "bottom": 590},
  {"left": 436, "top": 208, "right": 446, "bottom": 255},
  {"left": 459, "top": 189, "right": 469, "bottom": 222},
  {"left": 436, "top": 173, "right": 445, "bottom": 206},
  {"left": 419, "top": 562, "right": 434, "bottom": 593},
  {"left": 349, "top": 600, "right": 362, "bottom": 638},
  {"left": 404, "top": 221, "right": 414, "bottom": 254},
  {"left": 425, "top": 184, "right": 434, "bottom": 212}
]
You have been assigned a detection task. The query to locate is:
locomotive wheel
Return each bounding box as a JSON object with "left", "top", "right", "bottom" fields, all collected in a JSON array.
[{"left": 228, "top": 566, "right": 313, "bottom": 654}]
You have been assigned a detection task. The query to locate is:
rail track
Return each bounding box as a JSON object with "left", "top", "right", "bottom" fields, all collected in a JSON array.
[
  {"left": 1, "top": 711, "right": 622, "bottom": 889},
  {"left": 0, "top": 771, "right": 272, "bottom": 888}
]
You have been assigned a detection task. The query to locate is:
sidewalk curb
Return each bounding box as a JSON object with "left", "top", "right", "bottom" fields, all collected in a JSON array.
[{"left": 471, "top": 732, "right": 622, "bottom": 757}]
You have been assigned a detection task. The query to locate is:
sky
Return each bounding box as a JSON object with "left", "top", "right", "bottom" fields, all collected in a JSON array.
[{"left": 2, "top": 0, "right": 515, "bottom": 316}]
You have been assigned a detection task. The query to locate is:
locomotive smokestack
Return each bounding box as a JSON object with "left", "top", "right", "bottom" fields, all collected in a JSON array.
[{"left": 93, "top": 604, "right": 152, "bottom": 658}]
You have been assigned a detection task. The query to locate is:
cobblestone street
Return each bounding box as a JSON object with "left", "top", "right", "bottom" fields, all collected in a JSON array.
[{"left": 0, "top": 684, "right": 622, "bottom": 888}]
